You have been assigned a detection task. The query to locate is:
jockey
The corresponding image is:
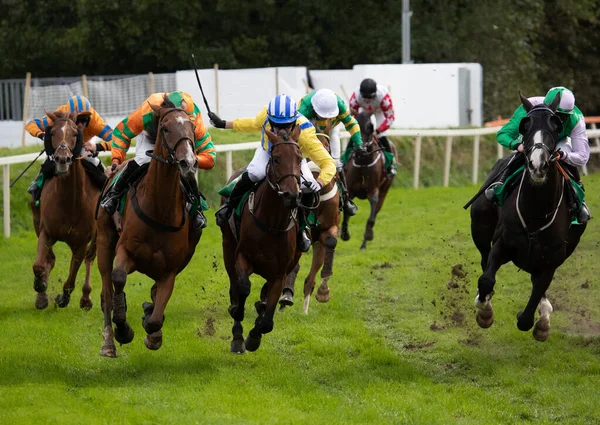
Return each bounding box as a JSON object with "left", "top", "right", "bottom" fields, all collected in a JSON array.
[
  {"left": 100, "top": 91, "right": 215, "bottom": 230},
  {"left": 25, "top": 95, "right": 113, "bottom": 201},
  {"left": 297, "top": 88, "right": 362, "bottom": 216},
  {"left": 208, "top": 94, "right": 337, "bottom": 253},
  {"left": 485, "top": 86, "right": 590, "bottom": 224},
  {"left": 349, "top": 78, "right": 397, "bottom": 177}
]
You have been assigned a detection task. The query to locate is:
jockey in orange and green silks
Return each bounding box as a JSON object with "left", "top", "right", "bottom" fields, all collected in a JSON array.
[{"left": 26, "top": 95, "right": 113, "bottom": 202}]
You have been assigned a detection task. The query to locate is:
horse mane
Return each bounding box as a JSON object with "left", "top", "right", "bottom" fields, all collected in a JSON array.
[
  {"left": 277, "top": 129, "right": 290, "bottom": 141},
  {"left": 53, "top": 110, "right": 70, "bottom": 119},
  {"left": 161, "top": 94, "right": 177, "bottom": 109}
]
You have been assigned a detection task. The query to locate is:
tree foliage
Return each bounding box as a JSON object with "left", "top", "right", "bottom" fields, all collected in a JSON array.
[{"left": 1, "top": 0, "right": 598, "bottom": 119}]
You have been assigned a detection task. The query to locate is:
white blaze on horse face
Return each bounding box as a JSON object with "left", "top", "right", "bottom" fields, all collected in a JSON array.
[
  {"left": 176, "top": 116, "right": 187, "bottom": 126},
  {"left": 530, "top": 131, "right": 545, "bottom": 170}
]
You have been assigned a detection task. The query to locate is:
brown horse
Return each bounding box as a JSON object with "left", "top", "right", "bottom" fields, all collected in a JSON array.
[
  {"left": 96, "top": 97, "right": 201, "bottom": 357},
  {"left": 341, "top": 111, "right": 397, "bottom": 249},
  {"left": 221, "top": 127, "right": 303, "bottom": 353},
  {"left": 30, "top": 109, "right": 98, "bottom": 310},
  {"left": 280, "top": 121, "right": 341, "bottom": 313}
]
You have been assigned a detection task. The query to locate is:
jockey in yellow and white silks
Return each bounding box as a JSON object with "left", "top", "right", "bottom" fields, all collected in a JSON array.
[{"left": 208, "top": 94, "right": 336, "bottom": 252}]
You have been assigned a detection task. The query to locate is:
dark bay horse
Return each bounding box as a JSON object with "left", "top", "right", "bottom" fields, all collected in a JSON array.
[
  {"left": 30, "top": 109, "right": 98, "bottom": 310},
  {"left": 470, "top": 92, "right": 587, "bottom": 341},
  {"left": 280, "top": 122, "right": 341, "bottom": 313},
  {"left": 97, "top": 97, "right": 201, "bottom": 357},
  {"left": 341, "top": 111, "right": 397, "bottom": 249},
  {"left": 221, "top": 127, "right": 303, "bottom": 353}
]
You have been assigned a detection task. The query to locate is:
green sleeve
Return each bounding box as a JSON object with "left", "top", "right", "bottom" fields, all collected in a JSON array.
[{"left": 496, "top": 106, "right": 526, "bottom": 150}]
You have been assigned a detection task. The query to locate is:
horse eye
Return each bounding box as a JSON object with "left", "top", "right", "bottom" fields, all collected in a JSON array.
[
  {"left": 161, "top": 125, "right": 169, "bottom": 133},
  {"left": 272, "top": 156, "right": 279, "bottom": 164}
]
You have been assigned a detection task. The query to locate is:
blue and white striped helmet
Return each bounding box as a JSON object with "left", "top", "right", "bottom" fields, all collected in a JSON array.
[{"left": 267, "top": 94, "right": 299, "bottom": 125}]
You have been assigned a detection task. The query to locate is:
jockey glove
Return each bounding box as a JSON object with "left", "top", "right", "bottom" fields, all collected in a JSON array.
[
  {"left": 38, "top": 133, "right": 45, "bottom": 141},
  {"left": 208, "top": 112, "right": 226, "bottom": 129},
  {"left": 304, "top": 179, "right": 322, "bottom": 193}
]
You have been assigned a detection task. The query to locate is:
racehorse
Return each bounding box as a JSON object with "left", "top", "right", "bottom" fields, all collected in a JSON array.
[
  {"left": 221, "top": 126, "right": 303, "bottom": 353},
  {"left": 96, "top": 96, "right": 201, "bottom": 357},
  {"left": 469, "top": 92, "right": 587, "bottom": 341},
  {"left": 341, "top": 111, "right": 397, "bottom": 249},
  {"left": 280, "top": 121, "right": 341, "bottom": 313},
  {"left": 30, "top": 109, "right": 98, "bottom": 311}
]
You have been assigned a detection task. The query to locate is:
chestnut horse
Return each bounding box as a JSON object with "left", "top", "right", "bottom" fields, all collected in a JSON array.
[
  {"left": 221, "top": 127, "right": 303, "bottom": 353},
  {"left": 30, "top": 109, "right": 98, "bottom": 310},
  {"left": 470, "top": 93, "right": 587, "bottom": 341},
  {"left": 341, "top": 111, "right": 397, "bottom": 249},
  {"left": 97, "top": 97, "right": 201, "bottom": 357},
  {"left": 280, "top": 122, "right": 341, "bottom": 313}
]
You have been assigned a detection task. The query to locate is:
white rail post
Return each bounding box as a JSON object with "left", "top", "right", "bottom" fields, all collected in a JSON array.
[
  {"left": 472, "top": 135, "right": 480, "bottom": 184},
  {"left": 443, "top": 136, "right": 453, "bottom": 187},
  {"left": 497, "top": 143, "right": 503, "bottom": 159},
  {"left": 226, "top": 151, "right": 233, "bottom": 180},
  {"left": 413, "top": 136, "right": 422, "bottom": 189},
  {"left": 3, "top": 164, "right": 10, "bottom": 238}
]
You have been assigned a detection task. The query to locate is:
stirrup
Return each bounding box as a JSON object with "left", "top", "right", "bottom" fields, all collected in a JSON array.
[
  {"left": 297, "top": 230, "right": 311, "bottom": 252},
  {"left": 485, "top": 182, "right": 502, "bottom": 202},
  {"left": 215, "top": 203, "right": 233, "bottom": 227},
  {"left": 344, "top": 199, "right": 358, "bottom": 216},
  {"left": 100, "top": 195, "right": 119, "bottom": 215}
]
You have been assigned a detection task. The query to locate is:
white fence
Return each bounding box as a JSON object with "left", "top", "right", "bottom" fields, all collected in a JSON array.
[{"left": 2, "top": 127, "right": 600, "bottom": 238}]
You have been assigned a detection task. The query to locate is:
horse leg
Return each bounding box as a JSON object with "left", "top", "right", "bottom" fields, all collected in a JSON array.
[
  {"left": 470, "top": 196, "right": 498, "bottom": 271},
  {"left": 532, "top": 295, "right": 553, "bottom": 342},
  {"left": 228, "top": 253, "right": 252, "bottom": 354},
  {"left": 55, "top": 244, "right": 86, "bottom": 308},
  {"left": 32, "top": 230, "right": 54, "bottom": 309},
  {"left": 279, "top": 262, "right": 300, "bottom": 309},
  {"left": 143, "top": 274, "right": 176, "bottom": 351},
  {"left": 246, "top": 276, "right": 285, "bottom": 352},
  {"left": 111, "top": 245, "right": 135, "bottom": 346},
  {"left": 340, "top": 210, "right": 351, "bottom": 241},
  {"left": 517, "top": 269, "right": 555, "bottom": 334},
  {"left": 97, "top": 221, "right": 119, "bottom": 357},
  {"left": 475, "top": 240, "right": 510, "bottom": 328},
  {"left": 361, "top": 191, "right": 379, "bottom": 250},
  {"left": 79, "top": 234, "right": 96, "bottom": 310},
  {"left": 303, "top": 242, "right": 324, "bottom": 314},
  {"left": 316, "top": 229, "right": 337, "bottom": 304}
]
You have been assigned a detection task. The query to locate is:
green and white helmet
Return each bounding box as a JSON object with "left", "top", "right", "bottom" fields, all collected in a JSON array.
[{"left": 544, "top": 86, "right": 575, "bottom": 115}]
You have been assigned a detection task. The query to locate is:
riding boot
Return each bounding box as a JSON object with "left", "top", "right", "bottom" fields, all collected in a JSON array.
[
  {"left": 378, "top": 136, "right": 397, "bottom": 178},
  {"left": 28, "top": 159, "right": 55, "bottom": 203},
  {"left": 336, "top": 166, "right": 357, "bottom": 216},
  {"left": 28, "top": 170, "right": 43, "bottom": 202},
  {"left": 484, "top": 153, "right": 522, "bottom": 203},
  {"left": 100, "top": 161, "right": 140, "bottom": 215},
  {"left": 185, "top": 178, "right": 207, "bottom": 230},
  {"left": 577, "top": 202, "right": 591, "bottom": 224},
  {"left": 215, "top": 172, "right": 254, "bottom": 227}
]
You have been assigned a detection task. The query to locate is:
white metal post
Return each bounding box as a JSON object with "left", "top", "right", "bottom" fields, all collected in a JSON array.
[
  {"left": 472, "top": 135, "right": 480, "bottom": 184},
  {"left": 413, "top": 136, "right": 422, "bottom": 189},
  {"left": 443, "top": 136, "right": 453, "bottom": 187},
  {"left": 226, "top": 151, "right": 233, "bottom": 180},
  {"left": 3, "top": 164, "right": 10, "bottom": 238}
]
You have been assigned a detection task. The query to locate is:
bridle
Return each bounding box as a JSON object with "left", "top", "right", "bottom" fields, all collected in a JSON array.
[
  {"left": 265, "top": 141, "right": 302, "bottom": 194},
  {"left": 146, "top": 108, "right": 195, "bottom": 165},
  {"left": 48, "top": 117, "right": 80, "bottom": 164}
]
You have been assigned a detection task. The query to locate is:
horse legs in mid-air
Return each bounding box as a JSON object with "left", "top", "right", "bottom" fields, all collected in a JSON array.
[{"left": 301, "top": 228, "right": 338, "bottom": 313}]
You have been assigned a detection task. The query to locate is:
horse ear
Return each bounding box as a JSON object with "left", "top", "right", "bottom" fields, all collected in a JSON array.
[
  {"left": 549, "top": 115, "right": 563, "bottom": 133},
  {"left": 518, "top": 116, "right": 531, "bottom": 136},
  {"left": 149, "top": 101, "right": 161, "bottom": 115},
  {"left": 292, "top": 124, "right": 301, "bottom": 141},
  {"left": 520, "top": 91, "right": 533, "bottom": 112},
  {"left": 46, "top": 109, "right": 57, "bottom": 122},
  {"left": 548, "top": 91, "right": 561, "bottom": 112},
  {"left": 264, "top": 127, "right": 277, "bottom": 143}
]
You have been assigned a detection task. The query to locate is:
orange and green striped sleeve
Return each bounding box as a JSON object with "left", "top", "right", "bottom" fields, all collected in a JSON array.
[
  {"left": 191, "top": 104, "right": 215, "bottom": 169},
  {"left": 110, "top": 101, "right": 152, "bottom": 164}
]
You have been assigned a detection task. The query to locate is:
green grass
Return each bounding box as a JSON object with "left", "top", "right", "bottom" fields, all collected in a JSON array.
[{"left": 0, "top": 159, "right": 599, "bottom": 424}]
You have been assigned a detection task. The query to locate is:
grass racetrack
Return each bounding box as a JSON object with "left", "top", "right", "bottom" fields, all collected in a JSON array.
[{"left": 0, "top": 140, "right": 599, "bottom": 424}]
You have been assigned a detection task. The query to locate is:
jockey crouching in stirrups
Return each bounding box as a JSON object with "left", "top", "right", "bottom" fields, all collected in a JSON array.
[
  {"left": 100, "top": 91, "right": 215, "bottom": 230},
  {"left": 208, "top": 94, "right": 337, "bottom": 253},
  {"left": 297, "top": 89, "right": 362, "bottom": 216}
]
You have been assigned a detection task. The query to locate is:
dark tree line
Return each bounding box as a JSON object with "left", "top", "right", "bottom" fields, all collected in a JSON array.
[{"left": 1, "top": 0, "right": 599, "bottom": 120}]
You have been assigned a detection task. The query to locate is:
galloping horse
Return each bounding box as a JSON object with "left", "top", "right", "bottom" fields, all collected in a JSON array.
[
  {"left": 341, "top": 111, "right": 397, "bottom": 249},
  {"left": 97, "top": 97, "right": 201, "bottom": 357},
  {"left": 30, "top": 109, "right": 99, "bottom": 310},
  {"left": 470, "top": 92, "right": 587, "bottom": 341},
  {"left": 280, "top": 121, "right": 341, "bottom": 313},
  {"left": 221, "top": 127, "right": 303, "bottom": 353}
]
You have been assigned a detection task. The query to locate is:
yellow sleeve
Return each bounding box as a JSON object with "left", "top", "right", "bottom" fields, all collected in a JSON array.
[
  {"left": 232, "top": 107, "right": 268, "bottom": 133},
  {"left": 298, "top": 124, "right": 336, "bottom": 185}
]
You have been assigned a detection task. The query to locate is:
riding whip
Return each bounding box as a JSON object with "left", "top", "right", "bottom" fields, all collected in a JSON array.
[
  {"left": 9, "top": 149, "right": 45, "bottom": 188},
  {"left": 190, "top": 54, "right": 213, "bottom": 115}
]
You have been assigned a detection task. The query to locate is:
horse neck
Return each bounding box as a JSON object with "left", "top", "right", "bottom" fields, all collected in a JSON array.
[
  {"left": 52, "top": 161, "right": 88, "bottom": 210},
  {"left": 254, "top": 181, "right": 294, "bottom": 229},
  {"left": 519, "top": 165, "right": 563, "bottom": 219},
  {"left": 139, "top": 140, "right": 183, "bottom": 222}
]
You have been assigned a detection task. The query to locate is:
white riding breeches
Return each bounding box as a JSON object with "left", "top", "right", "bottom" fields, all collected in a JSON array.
[
  {"left": 77, "top": 146, "right": 101, "bottom": 167},
  {"left": 329, "top": 122, "right": 343, "bottom": 168},
  {"left": 246, "top": 146, "right": 317, "bottom": 190},
  {"left": 133, "top": 131, "right": 155, "bottom": 166}
]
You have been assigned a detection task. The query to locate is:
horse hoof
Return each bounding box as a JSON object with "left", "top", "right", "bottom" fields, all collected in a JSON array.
[
  {"left": 340, "top": 231, "right": 350, "bottom": 242},
  {"left": 532, "top": 317, "right": 551, "bottom": 341},
  {"left": 244, "top": 334, "right": 262, "bottom": 352},
  {"left": 230, "top": 339, "right": 246, "bottom": 354},
  {"left": 365, "top": 231, "right": 374, "bottom": 241},
  {"left": 476, "top": 313, "right": 494, "bottom": 329},
  {"left": 255, "top": 300, "right": 267, "bottom": 315},
  {"left": 80, "top": 297, "right": 93, "bottom": 311},
  {"left": 100, "top": 344, "right": 117, "bottom": 358},
  {"left": 516, "top": 310, "right": 534, "bottom": 332},
  {"left": 144, "top": 330, "right": 163, "bottom": 350},
  {"left": 476, "top": 306, "right": 494, "bottom": 328},
  {"left": 315, "top": 288, "right": 330, "bottom": 303},
  {"left": 115, "top": 323, "right": 135, "bottom": 345},
  {"left": 33, "top": 276, "right": 47, "bottom": 293},
  {"left": 360, "top": 243, "right": 367, "bottom": 250},
  {"left": 35, "top": 292, "right": 49, "bottom": 310},
  {"left": 55, "top": 293, "right": 70, "bottom": 308},
  {"left": 279, "top": 292, "right": 294, "bottom": 307}
]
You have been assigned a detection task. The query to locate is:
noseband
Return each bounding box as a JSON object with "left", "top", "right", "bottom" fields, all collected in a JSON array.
[
  {"left": 49, "top": 117, "right": 79, "bottom": 163},
  {"left": 265, "top": 141, "right": 301, "bottom": 194},
  {"left": 147, "top": 108, "right": 195, "bottom": 165},
  {"left": 522, "top": 106, "right": 561, "bottom": 164}
]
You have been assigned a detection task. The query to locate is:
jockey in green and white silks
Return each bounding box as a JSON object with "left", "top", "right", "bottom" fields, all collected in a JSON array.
[
  {"left": 486, "top": 86, "right": 591, "bottom": 224},
  {"left": 297, "top": 89, "right": 362, "bottom": 215}
]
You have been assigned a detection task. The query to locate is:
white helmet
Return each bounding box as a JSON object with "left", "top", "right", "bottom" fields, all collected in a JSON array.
[{"left": 311, "top": 89, "right": 339, "bottom": 119}]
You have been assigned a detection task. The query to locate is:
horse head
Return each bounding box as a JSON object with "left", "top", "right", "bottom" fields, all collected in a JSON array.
[
  {"left": 355, "top": 112, "right": 376, "bottom": 161},
  {"left": 264, "top": 125, "right": 302, "bottom": 208},
  {"left": 149, "top": 96, "right": 198, "bottom": 181},
  {"left": 519, "top": 92, "right": 563, "bottom": 184},
  {"left": 45, "top": 109, "right": 82, "bottom": 176}
]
